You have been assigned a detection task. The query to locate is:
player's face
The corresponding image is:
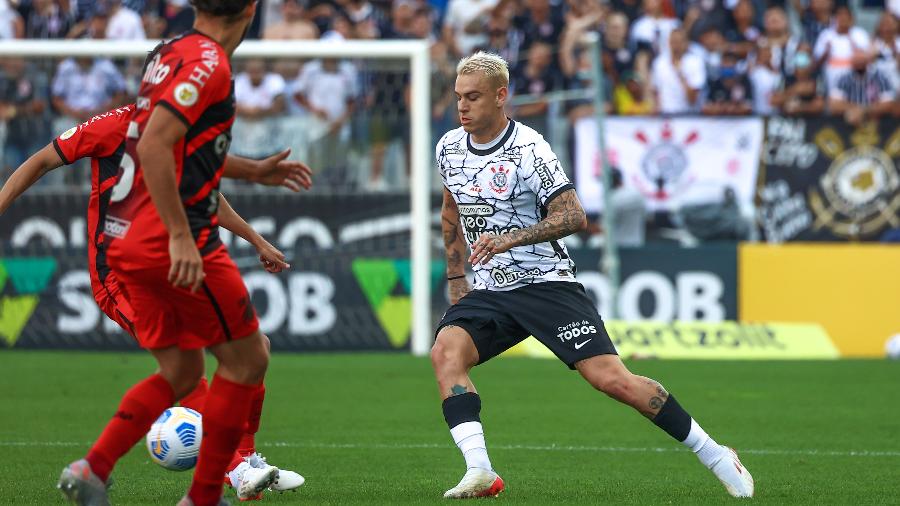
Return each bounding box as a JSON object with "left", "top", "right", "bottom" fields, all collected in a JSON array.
[{"left": 455, "top": 72, "right": 505, "bottom": 135}]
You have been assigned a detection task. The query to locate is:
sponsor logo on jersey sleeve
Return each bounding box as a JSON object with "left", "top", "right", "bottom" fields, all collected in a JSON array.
[
  {"left": 534, "top": 157, "right": 556, "bottom": 190},
  {"left": 174, "top": 82, "right": 199, "bottom": 107}
]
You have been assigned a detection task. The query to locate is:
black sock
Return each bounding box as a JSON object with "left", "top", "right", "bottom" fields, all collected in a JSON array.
[
  {"left": 652, "top": 394, "right": 692, "bottom": 442},
  {"left": 442, "top": 392, "right": 481, "bottom": 428}
]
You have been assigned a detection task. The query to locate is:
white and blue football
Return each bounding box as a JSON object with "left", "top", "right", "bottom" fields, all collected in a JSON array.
[{"left": 146, "top": 407, "right": 203, "bottom": 471}]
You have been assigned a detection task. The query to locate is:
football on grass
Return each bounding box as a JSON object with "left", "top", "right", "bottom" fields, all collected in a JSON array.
[{"left": 146, "top": 407, "right": 203, "bottom": 471}]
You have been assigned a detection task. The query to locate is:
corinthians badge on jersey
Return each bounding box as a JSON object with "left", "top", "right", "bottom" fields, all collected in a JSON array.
[
  {"left": 488, "top": 165, "right": 511, "bottom": 193},
  {"left": 808, "top": 122, "right": 900, "bottom": 239}
]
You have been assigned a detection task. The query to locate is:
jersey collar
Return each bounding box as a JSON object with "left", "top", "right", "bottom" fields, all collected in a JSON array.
[{"left": 467, "top": 119, "right": 515, "bottom": 156}]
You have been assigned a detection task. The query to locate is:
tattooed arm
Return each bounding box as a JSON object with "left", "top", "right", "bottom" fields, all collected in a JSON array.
[
  {"left": 469, "top": 189, "right": 587, "bottom": 265},
  {"left": 442, "top": 187, "right": 471, "bottom": 303}
]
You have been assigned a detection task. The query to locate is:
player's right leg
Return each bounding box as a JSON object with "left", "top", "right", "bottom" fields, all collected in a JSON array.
[
  {"left": 59, "top": 346, "right": 204, "bottom": 506},
  {"left": 431, "top": 325, "right": 504, "bottom": 499},
  {"left": 184, "top": 330, "right": 278, "bottom": 506}
]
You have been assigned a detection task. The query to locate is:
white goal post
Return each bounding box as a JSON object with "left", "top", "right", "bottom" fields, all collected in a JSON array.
[{"left": 0, "top": 39, "right": 433, "bottom": 356}]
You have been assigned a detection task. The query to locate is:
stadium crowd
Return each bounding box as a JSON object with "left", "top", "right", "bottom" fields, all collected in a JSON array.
[{"left": 0, "top": 0, "right": 897, "bottom": 189}]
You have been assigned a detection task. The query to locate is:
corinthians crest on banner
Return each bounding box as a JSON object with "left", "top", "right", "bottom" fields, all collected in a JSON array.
[
  {"left": 758, "top": 116, "right": 900, "bottom": 242},
  {"left": 573, "top": 117, "right": 763, "bottom": 213}
]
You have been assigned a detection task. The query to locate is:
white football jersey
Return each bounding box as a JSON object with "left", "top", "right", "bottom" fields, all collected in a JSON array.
[{"left": 436, "top": 119, "right": 577, "bottom": 291}]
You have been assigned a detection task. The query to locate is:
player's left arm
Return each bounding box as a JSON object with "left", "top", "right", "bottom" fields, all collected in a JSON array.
[
  {"left": 216, "top": 193, "right": 289, "bottom": 273},
  {"left": 0, "top": 143, "right": 64, "bottom": 215},
  {"left": 223, "top": 149, "right": 313, "bottom": 191},
  {"left": 469, "top": 189, "right": 587, "bottom": 265}
]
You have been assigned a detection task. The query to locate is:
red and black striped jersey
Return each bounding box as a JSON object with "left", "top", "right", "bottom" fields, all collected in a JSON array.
[
  {"left": 52, "top": 105, "right": 132, "bottom": 285},
  {"left": 106, "top": 30, "right": 235, "bottom": 269}
]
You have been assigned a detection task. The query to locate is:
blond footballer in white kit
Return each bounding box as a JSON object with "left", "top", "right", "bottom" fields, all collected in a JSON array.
[{"left": 430, "top": 51, "right": 755, "bottom": 499}]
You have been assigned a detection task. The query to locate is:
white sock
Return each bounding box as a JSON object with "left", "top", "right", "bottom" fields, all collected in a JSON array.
[
  {"left": 682, "top": 419, "right": 727, "bottom": 468},
  {"left": 450, "top": 421, "right": 492, "bottom": 471},
  {"left": 228, "top": 461, "right": 250, "bottom": 489}
]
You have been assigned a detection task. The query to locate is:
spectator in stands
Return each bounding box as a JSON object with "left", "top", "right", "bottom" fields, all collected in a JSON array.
[
  {"left": 517, "top": 0, "right": 566, "bottom": 50},
  {"left": 160, "top": 0, "right": 194, "bottom": 38},
  {"left": 26, "top": 0, "right": 73, "bottom": 39},
  {"left": 306, "top": 0, "right": 342, "bottom": 37},
  {"left": 67, "top": 0, "right": 113, "bottom": 39},
  {"left": 293, "top": 58, "right": 357, "bottom": 186},
  {"left": 478, "top": 9, "right": 523, "bottom": 67},
  {"left": 320, "top": 9, "right": 355, "bottom": 41},
  {"left": 610, "top": 0, "right": 642, "bottom": 24},
  {"left": 770, "top": 42, "right": 826, "bottom": 115},
  {"left": 651, "top": 28, "right": 706, "bottom": 114},
  {"left": 723, "top": 0, "right": 759, "bottom": 59},
  {"left": 682, "top": 0, "right": 730, "bottom": 42},
  {"left": 749, "top": 43, "right": 782, "bottom": 115},
  {"left": 442, "top": 0, "right": 499, "bottom": 57},
  {"left": 693, "top": 26, "right": 726, "bottom": 80},
  {"left": 603, "top": 11, "right": 641, "bottom": 87},
  {"left": 511, "top": 41, "right": 560, "bottom": 134},
  {"left": 0, "top": 0, "right": 23, "bottom": 39},
  {"left": 829, "top": 50, "right": 895, "bottom": 125},
  {"left": 631, "top": 0, "right": 680, "bottom": 56},
  {"left": 703, "top": 51, "right": 753, "bottom": 115},
  {"left": 814, "top": 5, "right": 870, "bottom": 92},
  {"left": 343, "top": 0, "right": 376, "bottom": 28},
  {"left": 872, "top": 12, "right": 900, "bottom": 91},
  {"left": 235, "top": 59, "right": 287, "bottom": 119},
  {"left": 105, "top": 0, "right": 145, "bottom": 39},
  {"left": 762, "top": 6, "right": 801, "bottom": 78},
  {"left": 263, "top": 0, "right": 318, "bottom": 40},
  {"left": 801, "top": 0, "right": 832, "bottom": 46},
  {"left": 407, "top": 5, "right": 435, "bottom": 41},
  {"left": 379, "top": 0, "right": 416, "bottom": 39},
  {"left": 615, "top": 72, "right": 653, "bottom": 115},
  {"left": 51, "top": 57, "right": 126, "bottom": 122},
  {"left": 0, "top": 58, "right": 50, "bottom": 175}
]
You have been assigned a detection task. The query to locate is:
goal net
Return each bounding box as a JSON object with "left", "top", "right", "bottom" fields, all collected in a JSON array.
[{"left": 0, "top": 39, "right": 436, "bottom": 356}]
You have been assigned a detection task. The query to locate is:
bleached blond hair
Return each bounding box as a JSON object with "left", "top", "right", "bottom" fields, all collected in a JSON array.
[{"left": 456, "top": 51, "right": 510, "bottom": 89}]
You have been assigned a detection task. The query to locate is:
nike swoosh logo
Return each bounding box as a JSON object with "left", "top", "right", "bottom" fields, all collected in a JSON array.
[
  {"left": 447, "top": 170, "right": 461, "bottom": 178},
  {"left": 574, "top": 339, "right": 592, "bottom": 349}
]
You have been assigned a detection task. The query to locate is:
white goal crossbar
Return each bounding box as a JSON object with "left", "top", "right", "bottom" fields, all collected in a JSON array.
[{"left": 0, "top": 39, "right": 433, "bottom": 356}]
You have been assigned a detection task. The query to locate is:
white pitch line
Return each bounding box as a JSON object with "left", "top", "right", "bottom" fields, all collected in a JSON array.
[{"left": 3, "top": 441, "right": 899, "bottom": 458}]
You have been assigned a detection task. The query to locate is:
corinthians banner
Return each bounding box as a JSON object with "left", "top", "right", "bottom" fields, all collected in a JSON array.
[
  {"left": 759, "top": 116, "right": 900, "bottom": 241},
  {"left": 573, "top": 116, "right": 764, "bottom": 213}
]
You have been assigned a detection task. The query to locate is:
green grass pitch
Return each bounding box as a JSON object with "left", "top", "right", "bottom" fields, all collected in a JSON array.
[{"left": 0, "top": 351, "right": 898, "bottom": 505}]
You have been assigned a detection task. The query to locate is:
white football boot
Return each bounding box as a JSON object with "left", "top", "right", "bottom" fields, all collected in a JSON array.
[
  {"left": 246, "top": 453, "right": 305, "bottom": 493},
  {"left": 228, "top": 461, "right": 279, "bottom": 501},
  {"left": 57, "top": 459, "right": 110, "bottom": 506},
  {"left": 443, "top": 468, "right": 505, "bottom": 499},
  {"left": 709, "top": 446, "right": 754, "bottom": 498}
]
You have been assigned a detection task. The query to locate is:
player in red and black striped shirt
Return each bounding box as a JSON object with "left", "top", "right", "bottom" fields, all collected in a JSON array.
[
  {"left": 91, "top": 1, "right": 285, "bottom": 504},
  {"left": 0, "top": 103, "right": 310, "bottom": 502}
]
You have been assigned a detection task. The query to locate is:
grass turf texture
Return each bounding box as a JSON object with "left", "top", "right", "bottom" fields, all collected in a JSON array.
[{"left": 0, "top": 351, "right": 897, "bottom": 505}]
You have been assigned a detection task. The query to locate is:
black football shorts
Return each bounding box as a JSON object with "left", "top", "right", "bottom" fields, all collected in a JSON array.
[{"left": 436, "top": 281, "right": 618, "bottom": 369}]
